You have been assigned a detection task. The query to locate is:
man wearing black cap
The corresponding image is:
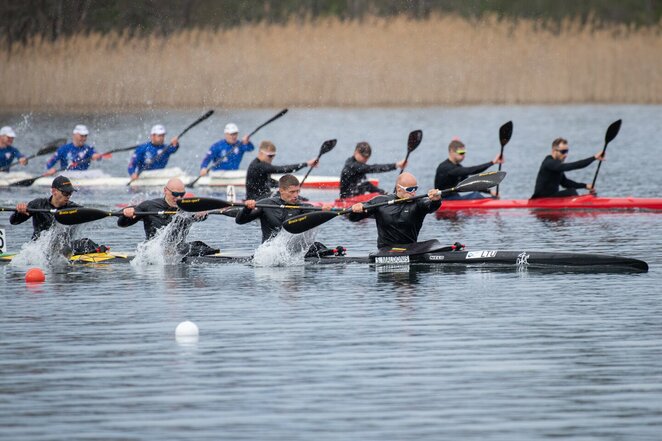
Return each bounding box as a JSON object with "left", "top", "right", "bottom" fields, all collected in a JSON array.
[
  {"left": 339, "top": 142, "right": 407, "bottom": 199},
  {"left": 10, "top": 176, "right": 104, "bottom": 254}
]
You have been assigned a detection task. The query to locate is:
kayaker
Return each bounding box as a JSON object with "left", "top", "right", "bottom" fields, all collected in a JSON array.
[
  {"left": 0, "top": 126, "right": 28, "bottom": 172},
  {"left": 531, "top": 138, "right": 604, "bottom": 199},
  {"left": 117, "top": 177, "right": 217, "bottom": 256},
  {"left": 237, "top": 174, "right": 336, "bottom": 256},
  {"left": 198, "top": 123, "right": 254, "bottom": 175},
  {"left": 45, "top": 125, "right": 102, "bottom": 175},
  {"left": 127, "top": 124, "right": 180, "bottom": 180},
  {"left": 349, "top": 172, "right": 442, "bottom": 248},
  {"left": 244, "top": 141, "right": 317, "bottom": 200},
  {"left": 339, "top": 142, "right": 407, "bottom": 199},
  {"left": 434, "top": 138, "right": 503, "bottom": 199},
  {"left": 9, "top": 175, "right": 106, "bottom": 254}
]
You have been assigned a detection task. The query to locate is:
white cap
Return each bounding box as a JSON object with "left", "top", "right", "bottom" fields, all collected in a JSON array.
[
  {"left": 73, "top": 124, "right": 89, "bottom": 135},
  {"left": 151, "top": 124, "right": 166, "bottom": 135},
  {"left": 0, "top": 126, "right": 16, "bottom": 137},
  {"left": 224, "top": 123, "right": 239, "bottom": 134}
]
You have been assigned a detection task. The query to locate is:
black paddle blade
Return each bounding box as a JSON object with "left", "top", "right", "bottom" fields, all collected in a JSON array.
[
  {"left": 36, "top": 138, "right": 66, "bottom": 156},
  {"left": 177, "top": 197, "right": 231, "bottom": 212},
  {"left": 407, "top": 130, "right": 423, "bottom": 152},
  {"left": 499, "top": 121, "right": 513, "bottom": 147},
  {"left": 320, "top": 139, "right": 337, "bottom": 155},
  {"left": 282, "top": 211, "right": 340, "bottom": 234},
  {"left": 450, "top": 171, "right": 506, "bottom": 193},
  {"left": 54, "top": 207, "right": 112, "bottom": 225},
  {"left": 9, "top": 176, "right": 41, "bottom": 187},
  {"left": 605, "top": 119, "right": 622, "bottom": 144}
]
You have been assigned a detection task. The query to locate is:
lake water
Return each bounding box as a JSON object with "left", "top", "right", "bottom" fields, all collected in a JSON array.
[{"left": 1, "top": 105, "right": 661, "bottom": 440}]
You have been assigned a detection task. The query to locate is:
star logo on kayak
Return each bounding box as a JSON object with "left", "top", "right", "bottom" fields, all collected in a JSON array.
[{"left": 516, "top": 252, "right": 530, "bottom": 266}]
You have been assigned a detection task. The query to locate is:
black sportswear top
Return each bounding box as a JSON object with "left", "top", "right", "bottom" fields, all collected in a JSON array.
[
  {"left": 531, "top": 155, "right": 596, "bottom": 199},
  {"left": 245, "top": 158, "right": 307, "bottom": 201},
  {"left": 339, "top": 157, "right": 397, "bottom": 198},
  {"left": 9, "top": 197, "right": 80, "bottom": 240},
  {"left": 434, "top": 159, "right": 494, "bottom": 190},
  {"left": 236, "top": 196, "right": 314, "bottom": 243},
  {"left": 348, "top": 194, "right": 442, "bottom": 248},
  {"left": 117, "top": 197, "right": 203, "bottom": 241}
]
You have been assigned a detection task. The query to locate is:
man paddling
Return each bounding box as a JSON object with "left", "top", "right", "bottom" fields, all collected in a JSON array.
[
  {"left": 245, "top": 141, "right": 317, "bottom": 200},
  {"left": 45, "top": 125, "right": 102, "bottom": 175},
  {"left": 349, "top": 172, "right": 442, "bottom": 248},
  {"left": 117, "top": 177, "right": 217, "bottom": 256},
  {"left": 127, "top": 124, "right": 180, "bottom": 180},
  {"left": 434, "top": 138, "right": 503, "bottom": 200},
  {"left": 0, "top": 126, "right": 28, "bottom": 171},
  {"left": 339, "top": 142, "right": 407, "bottom": 198},
  {"left": 199, "top": 123, "right": 254, "bottom": 175},
  {"left": 10, "top": 176, "right": 105, "bottom": 254},
  {"left": 531, "top": 138, "right": 605, "bottom": 199}
]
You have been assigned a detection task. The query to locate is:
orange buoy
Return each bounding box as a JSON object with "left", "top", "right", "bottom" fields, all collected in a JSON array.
[{"left": 25, "top": 268, "right": 46, "bottom": 283}]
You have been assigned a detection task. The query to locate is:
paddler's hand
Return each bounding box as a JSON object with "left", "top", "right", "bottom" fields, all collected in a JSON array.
[
  {"left": 306, "top": 158, "right": 318, "bottom": 167},
  {"left": 130, "top": 173, "right": 139, "bottom": 180},
  {"left": 321, "top": 204, "right": 333, "bottom": 211},
  {"left": 428, "top": 189, "right": 442, "bottom": 201},
  {"left": 92, "top": 153, "right": 103, "bottom": 161},
  {"left": 193, "top": 211, "right": 208, "bottom": 220},
  {"left": 44, "top": 168, "right": 57, "bottom": 177},
  {"left": 122, "top": 207, "right": 136, "bottom": 218},
  {"left": 492, "top": 154, "right": 504, "bottom": 165},
  {"left": 245, "top": 199, "right": 256, "bottom": 209},
  {"left": 396, "top": 159, "right": 407, "bottom": 169},
  {"left": 170, "top": 136, "right": 179, "bottom": 147},
  {"left": 351, "top": 203, "right": 364, "bottom": 213},
  {"left": 586, "top": 183, "right": 597, "bottom": 194},
  {"left": 242, "top": 135, "right": 250, "bottom": 144},
  {"left": 199, "top": 168, "right": 208, "bottom": 177},
  {"left": 16, "top": 203, "right": 28, "bottom": 214},
  {"left": 18, "top": 157, "right": 28, "bottom": 166},
  {"left": 594, "top": 152, "right": 605, "bottom": 161}
]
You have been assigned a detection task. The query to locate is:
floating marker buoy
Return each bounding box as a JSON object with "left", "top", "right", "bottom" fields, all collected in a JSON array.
[
  {"left": 25, "top": 267, "right": 46, "bottom": 283},
  {"left": 175, "top": 320, "right": 199, "bottom": 341}
]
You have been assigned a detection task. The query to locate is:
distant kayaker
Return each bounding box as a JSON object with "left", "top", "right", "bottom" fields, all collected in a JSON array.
[
  {"left": 0, "top": 126, "right": 28, "bottom": 172},
  {"left": 10, "top": 175, "right": 105, "bottom": 254},
  {"left": 531, "top": 138, "right": 604, "bottom": 199},
  {"left": 349, "top": 172, "right": 442, "bottom": 248},
  {"left": 244, "top": 141, "right": 317, "bottom": 200},
  {"left": 117, "top": 177, "right": 217, "bottom": 256},
  {"left": 339, "top": 142, "right": 407, "bottom": 199},
  {"left": 45, "top": 125, "right": 102, "bottom": 175},
  {"left": 198, "top": 123, "right": 255, "bottom": 175},
  {"left": 434, "top": 138, "right": 503, "bottom": 199},
  {"left": 127, "top": 124, "right": 180, "bottom": 180}
]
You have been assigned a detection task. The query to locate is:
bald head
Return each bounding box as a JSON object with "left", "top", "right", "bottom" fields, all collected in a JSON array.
[
  {"left": 395, "top": 172, "right": 418, "bottom": 199},
  {"left": 164, "top": 177, "right": 186, "bottom": 206},
  {"left": 166, "top": 178, "right": 185, "bottom": 192},
  {"left": 396, "top": 172, "right": 417, "bottom": 188}
]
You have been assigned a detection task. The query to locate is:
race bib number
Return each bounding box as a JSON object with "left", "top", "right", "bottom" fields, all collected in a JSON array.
[{"left": 0, "top": 228, "right": 6, "bottom": 253}]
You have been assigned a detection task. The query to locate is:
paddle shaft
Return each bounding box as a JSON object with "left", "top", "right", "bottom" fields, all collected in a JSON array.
[
  {"left": 590, "top": 119, "right": 621, "bottom": 190},
  {"left": 0, "top": 139, "right": 64, "bottom": 172},
  {"left": 495, "top": 121, "right": 513, "bottom": 197}
]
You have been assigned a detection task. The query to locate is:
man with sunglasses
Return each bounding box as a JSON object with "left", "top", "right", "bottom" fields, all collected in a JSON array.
[
  {"left": 434, "top": 139, "right": 503, "bottom": 200},
  {"left": 45, "top": 125, "right": 102, "bottom": 176},
  {"left": 198, "top": 123, "right": 254, "bottom": 175},
  {"left": 118, "top": 177, "right": 217, "bottom": 256},
  {"left": 10, "top": 176, "right": 105, "bottom": 254},
  {"left": 127, "top": 125, "right": 180, "bottom": 180},
  {"left": 348, "top": 172, "right": 442, "bottom": 248},
  {"left": 339, "top": 142, "right": 407, "bottom": 199},
  {"left": 531, "top": 137, "right": 604, "bottom": 199},
  {"left": 244, "top": 141, "right": 318, "bottom": 200}
]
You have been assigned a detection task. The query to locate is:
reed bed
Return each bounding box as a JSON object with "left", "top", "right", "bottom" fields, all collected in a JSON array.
[{"left": 1, "top": 15, "right": 661, "bottom": 110}]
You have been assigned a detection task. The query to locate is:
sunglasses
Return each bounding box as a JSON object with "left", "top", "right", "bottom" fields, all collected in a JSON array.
[
  {"left": 167, "top": 187, "right": 186, "bottom": 198},
  {"left": 263, "top": 152, "right": 276, "bottom": 157},
  {"left": 455, "top": 150, "right": 466, "bottom": 155},
  {"left": 556, "top": 149, "right": 569, "bottom": 154},
  {"left": 59, "top": 190, "right": 73, "bottom": 197},
  {"left": 397, "top": 184, "right": 419, "bottom": 193}
]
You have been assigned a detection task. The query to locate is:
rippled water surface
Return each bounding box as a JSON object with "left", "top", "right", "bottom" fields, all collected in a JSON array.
[{"left": 1, "top": 106, "right": 661, "bottom": 440}]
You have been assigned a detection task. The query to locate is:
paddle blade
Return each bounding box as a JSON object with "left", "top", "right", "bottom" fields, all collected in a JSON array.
[
  {"left": 177, "top": 197, "right": 232, "bottom": 212},
  {"left": 451, "top": 171, "right": 506, "bottom": 193},
  {"left": 499, "top": 121, "right": 513, "bottom": 148},
  {"left": 320, "top": 139, "right": 337, "bottom": 155},
  {"left": 407, "top": 130, "right": 423, "bottom": 152},
  {"left": 36, "top": 138, "right": 66, "bottom": 156},
  {"left": 282, "top": 211, "right": 340, "bottom": 234},
  {"left": 605, "top": 119, "right": 622, "bottom": 144},
  {"left": 9, "top": 176, "right": 41, "bottom": 187},
  {"left": 54, "top": 207, "right": 112, "bottom": 225}
]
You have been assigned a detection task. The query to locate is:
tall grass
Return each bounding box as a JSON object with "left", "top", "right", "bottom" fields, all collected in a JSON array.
[{"left": 2, "top": 15, "right": 661, "bottom": 110}]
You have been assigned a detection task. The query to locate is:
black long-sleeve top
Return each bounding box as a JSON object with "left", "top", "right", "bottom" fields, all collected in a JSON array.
[
  {"left": 117, "top": 197, "right": 201, "bottom": 241},
  {"left": 434, "top": 159, "right": 494, "bottom": 190},
  {"left": 339, "top": 157, "right": 397, "bottom": 198},
  {"left": 9, "top": 197, "right": 80, "bottom": 240},
  {"left": 245, "top": 158, "right": 307, "bottom": 201},
  {"left": 531, "top": 155, "right": 596, "bottom": 199},
  {"left": 236, "top": 196, "right": 314, "bottom": 243},
  {"left": 348, "top": 194, "right": 442, "bottom": 248}
]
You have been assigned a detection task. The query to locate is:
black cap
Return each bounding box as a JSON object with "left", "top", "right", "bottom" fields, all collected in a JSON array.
[{"left": 51, "top": 175, "right": 78, "bottom": 193}]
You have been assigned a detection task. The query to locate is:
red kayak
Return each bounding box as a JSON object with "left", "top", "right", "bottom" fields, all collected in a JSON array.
[{"left": 328, "top": 193, "right": 662, "bottom": 211}]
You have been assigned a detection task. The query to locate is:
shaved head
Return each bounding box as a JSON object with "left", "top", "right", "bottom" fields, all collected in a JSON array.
[
  {"left": 396, "top": 172, "right": 417, "bottom": 188},
  {"left": 166, "top": 177, "right": 185, "bottom": 192}
]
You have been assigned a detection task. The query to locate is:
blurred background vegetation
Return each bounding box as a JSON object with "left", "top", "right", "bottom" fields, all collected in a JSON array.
[{"left": 4, "top": 0, "right": 662, "bottom": 46}]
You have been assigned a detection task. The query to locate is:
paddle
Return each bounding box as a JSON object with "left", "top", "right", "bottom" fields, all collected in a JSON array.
[
  {"left": 0, "top": 138, "right": 65, "bottom": 172},
  {"left": 495, "top": 121, "right": 513, "bottom": 197},
  {"left": 177, "top": 197, "right": 328, "bottom": 212},
  {"left": 392, "top": 130, "right": 423, "bottom": 191},
  {"left": 590, "top": 119, "right": 622, "bottom": 190},
  {"left": 51, "top": 207, "right": 180, "bottom": 226},
  {"left": 9, "top": 171, "right": 52, "bottom": 187},
  {"left": 284, "top": 170, "right": 507, "bottom": 234},
  {"left": 128, "top": 109, "right": 215, "bottom": 185},
  {"left": 299, "top": 139, "right": 337, "bottom": 187},
  {"left": 187, "top": 108, "right": 289, "bottom": 188}
]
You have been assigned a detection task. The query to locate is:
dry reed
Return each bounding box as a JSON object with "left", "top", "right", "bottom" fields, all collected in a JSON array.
[{"left": 1, "top": 15, "right": 661, "bottom": 110}]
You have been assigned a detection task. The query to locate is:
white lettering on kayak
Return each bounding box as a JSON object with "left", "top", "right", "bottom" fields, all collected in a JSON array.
[
  {"left": 516, "top": 252, "right": 530, "bottom": 266},
  {"left": 428, "top": 255, "right": 445, "bottom": 261},
  {"left": 375, "top": 255, "right": 410, "bottom": 264},
  {"left": 466, "top": 251, "right": 497, "bottom": 259}
]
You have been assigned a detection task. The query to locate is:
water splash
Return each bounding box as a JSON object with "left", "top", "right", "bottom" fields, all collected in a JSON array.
[
  {"left": 130, "top": 215, "right": 191, "bottom": 267},
  {"left": 252, "top": 230, "right": 316, "bottom": 267},
  {"left": 8, "top": 227, "right": 72, "bottom": 268}
]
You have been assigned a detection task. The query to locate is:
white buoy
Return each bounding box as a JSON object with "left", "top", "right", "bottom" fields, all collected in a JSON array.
[{"left": 175, "top": 320, "right": 199, "bottom": 343}]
